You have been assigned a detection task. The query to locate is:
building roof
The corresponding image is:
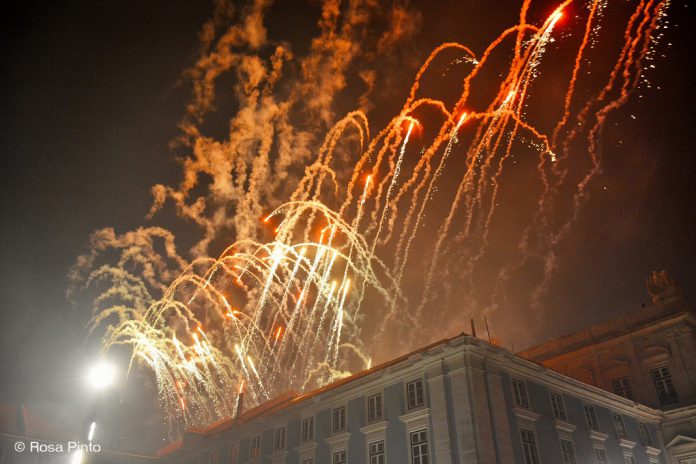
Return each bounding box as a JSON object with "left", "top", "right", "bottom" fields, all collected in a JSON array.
[
  {"left": 518, "top": 295, "right": 695, "bottom": 362},
  {"left": 157, "top": 333, "right": 465, "bottom": 456}
]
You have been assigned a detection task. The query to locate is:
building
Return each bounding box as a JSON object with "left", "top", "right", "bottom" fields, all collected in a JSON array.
[
  {"left": 157, "top": 333, "right": 668, "bottom": 464},
  {"left": 519, "top": 272, "right": 696, "bottom": 463}
]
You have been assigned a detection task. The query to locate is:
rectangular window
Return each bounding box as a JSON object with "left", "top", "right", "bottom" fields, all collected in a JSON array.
[
  {"left": 560, "top": 439, "right": 576, "bottom": 464},
  {"left": 250, "top": 435, "right": 261, "bottom": 458},
  {"left": 274, "top": 427, "right": 286, "bottom": 451},
  {"left": 612, "top": 377, "right": 634, "bottom": 400},
  {"left": 520, "top": 428, "right": 540, "bottom": 464},
  {"left": 651, "top": 366, "right": 679, "bottom": 405},
  {"left": 333, "top": 406, "right": 346, "bottom": 432},
  {"left": 512, "top": 379, "right": 530, "bottom": 409},
  {"left": 624, "top": 456, "right": 636, "bottom": 464},
  {"left": 612, "top": 413, "right": 627, "bottom": 438},
  {"left": 369, "top": 440, "right": 385, "bottom": 464},
  {"left": 594, "top": 448, "right": 608, "bottom": 464},
  {"left": 210, "top": 449, "right": 219, "bottom": 464},
  {"left": 639, "top": 423, "right": 653, "bottom": 447},
  {"left": 368, "top": 393, "right": 383, "bottom": 421},
  {"left": 301, "top": 417, "right": 315, "bottom": 442},
  {"left": 407, "top": 379, "right": 425, "bottom": 409},
  {"left": 584, "top": 404, "right": 600, "bottom": 431},
  {"left": 550, "top": 393, "right": 567, "bottom": 421},
  {"left": 332, "top": 450, "right": 347, "bottom": 464},
  {"left": 301, "top": 460, "right": 313, "bottom": 464},
  {"left": 228, "top": 444, "right": 238, "bottom": 464},
  {"left": 410, "top": 429, "right": 429, "bottom": 464}
]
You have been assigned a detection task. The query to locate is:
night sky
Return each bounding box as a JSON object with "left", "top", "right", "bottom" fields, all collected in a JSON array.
[{"left": 1, "top": 0, "right": 695, "bottom": 453}]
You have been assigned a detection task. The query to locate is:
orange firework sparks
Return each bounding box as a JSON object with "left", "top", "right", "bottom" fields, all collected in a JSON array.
[{"left": 81, "top": 0, "right": 672, "bottom": 434}]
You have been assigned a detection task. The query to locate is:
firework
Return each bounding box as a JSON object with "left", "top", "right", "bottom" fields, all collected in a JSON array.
[{"left": 78, "top": 0, "right": 670, "bottom": 432}]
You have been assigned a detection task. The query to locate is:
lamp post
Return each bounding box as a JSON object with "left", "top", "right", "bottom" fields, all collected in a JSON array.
[{"left": 84, "top": 361, "right": 115, "bottom": 446}]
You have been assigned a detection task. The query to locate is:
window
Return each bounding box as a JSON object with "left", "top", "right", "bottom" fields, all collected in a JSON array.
[
  {"left": 520, "top": 428, "right": 539, "bottom": 464},
  {"left": 624, "top": 455, "right": 636, "bottom": 464},
  {"left": 332, "top": 450, "right": 347, "bottom": 464},
  {"left": 584, "top": 404, "right": 600, "bottom": 431},
  {"left": 274, "top": 427, "right": 286, "bottom": 450},
  {"left": 250, "top": 435, "right": 261, "bottom": 458},
  {"left": 407, "top": 379, "right": 425, "bottom": 409},
  {"left": 410, "top": 429, "right": 429, "bottom": 464},
  {"left": 612, "top": 414, "right": 627, "bottom": 438},
  {"left": 301, "top": 417, "right": 315, "bottom": 442},
  {"left": 210, "top": 449, "right": 219, "bottom": 464},
  {"left": 612, "top": 377, "right": 633, "bottom": 400},
  {"left": 560, "top": 439, "right": 576, "bottom": 464},
  {"left": 228, "top": 444, "right": 238, "bottom": 464},
  {"left": 550, "top": 393, "right": 567, "bottom": 421},
  {"left": 369, "top": 440, "right": 385, "bottom": 464},
  {"left": 301, "top": 460, "right": 313, "bottom": 464},
  {"left": 639, "top": 422, "right": 653, "bottom": 447},
  {"left": 368, "top": 393, "right": 383, "bottom": 421},
  {"left": 651, "top": 366, "right": 679, "bottom": 405},
  {"left": 594, "top": 448, "right": 608, "bottom": 464},
  {"left": 512, "top": 379, "right": 530, "bottom": 408},
  {"left": 333, "top": 406, "right": 346, "bottom": 432}
]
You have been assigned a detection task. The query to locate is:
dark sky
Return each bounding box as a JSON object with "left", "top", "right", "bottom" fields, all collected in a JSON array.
[{"left": 1, "top": 0, "right": 695, "bottom": 453}]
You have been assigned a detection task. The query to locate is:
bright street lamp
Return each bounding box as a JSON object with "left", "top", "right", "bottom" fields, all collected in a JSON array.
[{"left": 87, "top": 361, "right": 115, "bottom": 390}]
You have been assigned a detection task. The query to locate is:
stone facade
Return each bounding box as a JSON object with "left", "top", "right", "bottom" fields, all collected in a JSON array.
[
  {"left": 519, "top": 293, "right": 696, "bottom": 463},
  {"left": 157, "top": 334, "right": 668, "bottom": 464}
]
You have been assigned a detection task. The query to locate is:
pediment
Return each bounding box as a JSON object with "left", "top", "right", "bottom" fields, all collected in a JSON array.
[{"left": 666, "top": 434, "right": 696, "bottom": 448}]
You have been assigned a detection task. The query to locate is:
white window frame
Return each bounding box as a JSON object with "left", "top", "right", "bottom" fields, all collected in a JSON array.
[
  {"left": 512, "top": 379, "right": 530, "bottom": 409},
  {"left": 407, "top": 379, "right": 425, "bottom": 409},
  {"left": 612, "top": 413, "right": 627, "bottom": 439},
  {"left": 332, "top": 449, "right": 347, "bottom": 464},
  {"left": 559, "top": 439, "right": 576, "bottom": 464},
  {"left": 369, "top": 440, "right": 385, "bottom": 464},
  {"left": 584, "top": 404, "right": 600, "bottom": 431},
  {"left": 612, "top": 376, "right": 633, "bottom": 400},
  {"left": 409, "top": 429, "right": 429, "bottom": 464},
  {"left": 594, "top": 447, "right": 608, "bottom": 464},
  {"left": 520, "top": 428, "right": 540, "bottom": 464},
  {"left": 228, "top": 443, "right": 238, "bottom": 464},
  {"left": 333, "top": 406, "right": 346, "bottom": 433},
  {"left": 368, "top": 393, "right": 383, "bottom": 422},
  {"left": 301, "top": 416, "right": 315, "bottom": 442},
  {"left": 274, "top": 426, "right": 286, "bottom": 451},
  {"left": 650, "top": 365, "right": 679, "bottom": 405},
  {"left": 550, "top": 392, "right": 567, "bottom": 421},
  {"left": 250, "top": 435, "right": 261, "bottom": 458}
]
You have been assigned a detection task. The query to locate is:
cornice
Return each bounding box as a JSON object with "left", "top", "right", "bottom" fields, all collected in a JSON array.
[
  {"left": 325, "top": 432, "right": 351, "bottom": 448},
  {"left": 513, "top": 407, "right": 540, "bottom": 423},
  {"left": 589, "top": 431, "right": 609, "bottom": 443},
  {"left": 553, "top": 420, "right": 577, "bottom": 435},
  {"left": 619, "top": 438, "right": 637, "bottom": 450},
  {"left": 359, "top": 420, "right": 389, "bottom": 435}
]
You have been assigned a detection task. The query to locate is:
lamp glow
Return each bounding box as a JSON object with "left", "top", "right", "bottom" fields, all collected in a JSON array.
[
  {"left": 87, "top": 421, "right": 96, "bottom": 441},
  {"left": 88, "top": 362, "right": 115, "bottom": 390},
  {"left": 71, "top": 449, "right": 84, "bottom": 464}
]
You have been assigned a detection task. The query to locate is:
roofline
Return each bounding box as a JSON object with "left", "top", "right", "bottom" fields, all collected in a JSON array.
[
  {"left": 519, "top": 296, "right": 694, "bottom": 360},
  {"left": 159, "top": 330, "right": 667, "bottom": 457},
  {"left": 158, "top": 333, "right": 463, "bottom": 456}
]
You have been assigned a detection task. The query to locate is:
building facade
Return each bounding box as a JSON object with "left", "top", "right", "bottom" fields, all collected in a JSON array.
[
  {"left": 519, "top": 273, "right": 696, "bottom": 463},
  {"left": 158, "top": 334, "right": 667, "bottom": 464}
]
